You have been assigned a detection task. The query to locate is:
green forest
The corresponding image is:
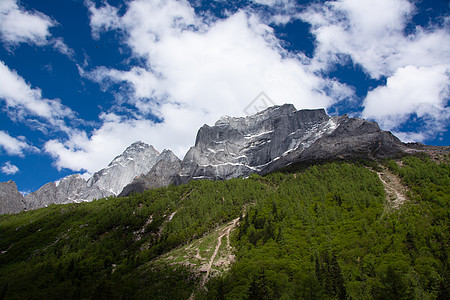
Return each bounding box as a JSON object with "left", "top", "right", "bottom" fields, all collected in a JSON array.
[{"left": 0, "top": 155, "right": 448, "bottom": 299}]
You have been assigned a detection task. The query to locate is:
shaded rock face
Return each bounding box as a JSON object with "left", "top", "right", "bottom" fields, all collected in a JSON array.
[
  {"left": 0, "top": 181, "right": 25, "bottom": 214},
  {"left": 265, "top": 114, "right": 408, "bottom": 173},
  {"left": 180, "top": 105, "right": 342, "bottom": 181}
]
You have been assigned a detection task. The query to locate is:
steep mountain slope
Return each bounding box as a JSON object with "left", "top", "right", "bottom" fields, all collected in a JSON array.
[
  {"left": 118, "top": 149, "right": 182, "bottom": 197},
  {"left": 87, "top": 141, "right": 160, "bottom": 195},
  {"left": 181, "top": 106, "right": 336, "bottom": 180},
  {"left": 24, "top": 174, "right": 111, "bottom": 210},
  {"left": 0, "top": 157, "right": 448, "bottom": 299}
]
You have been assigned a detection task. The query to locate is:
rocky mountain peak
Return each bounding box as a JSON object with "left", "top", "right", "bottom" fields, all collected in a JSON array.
[
  {"left": 158, "top": 149, "right": 180, "bottom": 163},
  {"left": 108, "top": 141, "right": 159, "bottom": 167},
  {"left": 182, "top": 106, "right": 337, "bottom": 181},
  {"left": 0, "top": 180, "right": 25, "bottom": 214},
  {"left": 2, "top": 104, "right": 414, "bottom": 214}
]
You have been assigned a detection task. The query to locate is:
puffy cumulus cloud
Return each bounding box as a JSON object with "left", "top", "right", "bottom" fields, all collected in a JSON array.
[
  {"left": 85, "top": 0, "right": 351, "bottom": 114},
  {"left": 1, "top": 161, "right": 19, "bottom": 175},
  {"left": 0, "top": 130, "right": 35, "bottom": 156},
  {"left": 84, "top": 66, "right": 163, "bottom": 114},
  {"left": 0, "top": 0, "right": 74, "bottom": 57},
  {"left": 362, "top": 65, "right": 449, "bottom": 140},
  {"left": 45, "top": 0, "right": 354, "bottom": 173},
  {"left": 0, "top": 0, "right": 55, "bottom": 46},
  {"left": 0, "top": 61, "right": 74, "bottom": 132},
  {"left": 85, "top": 0, "right": 122, "bottom": 40},
  {"left": 301, "top": 0, "right": 449, "bottom": 78}
]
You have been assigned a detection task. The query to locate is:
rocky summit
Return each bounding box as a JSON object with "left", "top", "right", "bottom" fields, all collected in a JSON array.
[
  {"left": 1, "top": 104, "right": 414, "bottom": 214},
  {"left": 179, "top": 104, "right": 407, "bottom": 181},
  {"left": 122, "top": 104, "right": 409, "bottom": 196},
  {"left": 3, "top": 142, "right": 180, "bottom": 213},
  {"left": 87, "top": 141, "right": 161, "bottom": 195}
]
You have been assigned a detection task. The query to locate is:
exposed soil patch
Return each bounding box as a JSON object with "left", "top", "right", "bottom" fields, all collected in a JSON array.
[
  {"left": 201, "top": 218, "right": 238, "bottom": 287},
  {"left": 376, "top": 168, "right": 409, "bottom": 209},
  {"left": 158, "top": 217, "right": 239, "bottom": 288}
]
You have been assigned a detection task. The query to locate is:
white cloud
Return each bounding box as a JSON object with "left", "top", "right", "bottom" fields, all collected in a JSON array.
[
  {"left": 0, "top": 61, "right": 74, "bottom": 132},
  {"left": 86, "top": 0, "right": 351, "bottom": 113},
  {"left": 362, "top": 65, "right": 449, "bottom": 139},
  {"left": 1, "top": 161, "right": 19, "bottom": 175},
  {"left": 85, "top": 0, "right": 122, "bottom": 40},
  {"left": 301, "top": 0, "right": 449, "bottom": 78},
  {"left": 0, "top": 130, "right": 34, "bottom": 156},
  {"left": 42, "top": 0, "right": 353, "bottom": 174},
  {"left": 0, "top": 0, "right": 55, "bottom": 46},
  {"left": 0, "top": 0, "right": 75, "bottom": 58},
  {"left": 51, "top": 37, "right": 75, "bottom": 59}
]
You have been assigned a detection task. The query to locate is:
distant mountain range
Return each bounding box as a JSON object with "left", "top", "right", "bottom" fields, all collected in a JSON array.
[{"left": 0, "top": 104, "right": 435, "bottom": 214}]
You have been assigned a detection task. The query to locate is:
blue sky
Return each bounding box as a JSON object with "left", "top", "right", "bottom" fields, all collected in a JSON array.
[{"left": 0, "top": 0, "right": 449, "bottom": 194}]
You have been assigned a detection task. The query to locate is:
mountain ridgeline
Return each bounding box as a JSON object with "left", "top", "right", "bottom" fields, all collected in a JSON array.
[{"left": 1, "top": 104, "right": 416, "bottom": 213}]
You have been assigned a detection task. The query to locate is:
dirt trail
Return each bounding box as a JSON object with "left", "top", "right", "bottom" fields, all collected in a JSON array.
[
  {"left": 376, "top": 168, "right": 408, "bottom": 209},
  {"left": 201, "top": 218, "right": 239, "bottom": 287}
]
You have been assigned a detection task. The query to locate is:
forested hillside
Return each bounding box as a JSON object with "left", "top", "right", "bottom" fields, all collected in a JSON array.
[{"left": 0, "top": 155, "right": 448, "bottom": 299}]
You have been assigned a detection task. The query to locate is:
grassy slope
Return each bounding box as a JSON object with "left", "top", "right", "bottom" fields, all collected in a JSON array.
[{"left": 0, "top": 156, "right": 448, "bottom": 299}]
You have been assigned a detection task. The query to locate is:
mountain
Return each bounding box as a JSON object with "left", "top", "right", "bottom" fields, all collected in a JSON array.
[
  {"left": 121, "top": 104, "right": 408, "bottom": 196},
  {"left": 24, "top": 174, "right": 111, "bottom": 210},
  {"left": 0, "top": 104, "right": 418, "bottom": 213},
  {"left": 118, "top": 149, "right": 182, "bottom": 197},
  {"left": 87, "top": 141, "right": 161, "bottom": 195},
  {"left": 0, "top": 181, "right": 25, "bottom": 214},
  {"left": 182, "top": 105, "right": 406, "bottom": 179},
  {"left": 12, "top": 142, "right": 179, "bottom": 213}
]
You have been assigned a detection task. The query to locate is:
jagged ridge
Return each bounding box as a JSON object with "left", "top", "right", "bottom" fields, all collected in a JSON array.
[{"left": 1, "top": 104, "right": 422, "bottom": 213}]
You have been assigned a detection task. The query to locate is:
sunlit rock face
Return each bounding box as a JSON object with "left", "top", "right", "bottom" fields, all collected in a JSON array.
[
  {"left": 87, "top": 141, "right": 161, "bottom": 195},
  {"left": 0, "top": 181, "right": 25, "bottom": 214},
  {"left": 24, "top": 174, "right": 112, "bottom": 210},
  {"left": 23, "top": 142, "right": 167, "bottom": 209},
  {"left": 180, "top": 104, "right": 393, "bottom": 181}
]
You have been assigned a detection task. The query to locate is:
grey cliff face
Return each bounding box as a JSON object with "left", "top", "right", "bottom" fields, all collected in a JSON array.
[
  {"left": 24, "top": 174, "right": 112, "bottom": 210},
  {"left": 180, "top": 104, "right": 339, "bottom": 181},
  {"left": 21, "top": 141, "right": 164, "bottom": 212},
  {"left": 119, "top": 149, "right": 182, "bottom": 197},
  {"left": 0, "top": 181, "right": 25, "bottom": 214},
  {"left": 87, "top": 141, "right": 160, "bottom": 195},
  {"left": 119, "top": 104, "right": 408, "bottom": 196},
  {"left": 265, "top": 114, "right": 407, "bottom": 173}
]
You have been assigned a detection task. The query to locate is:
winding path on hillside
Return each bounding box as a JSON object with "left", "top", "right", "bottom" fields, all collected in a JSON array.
[{"left": 201, "top": 218, "right": 239, "bottom": 287}]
